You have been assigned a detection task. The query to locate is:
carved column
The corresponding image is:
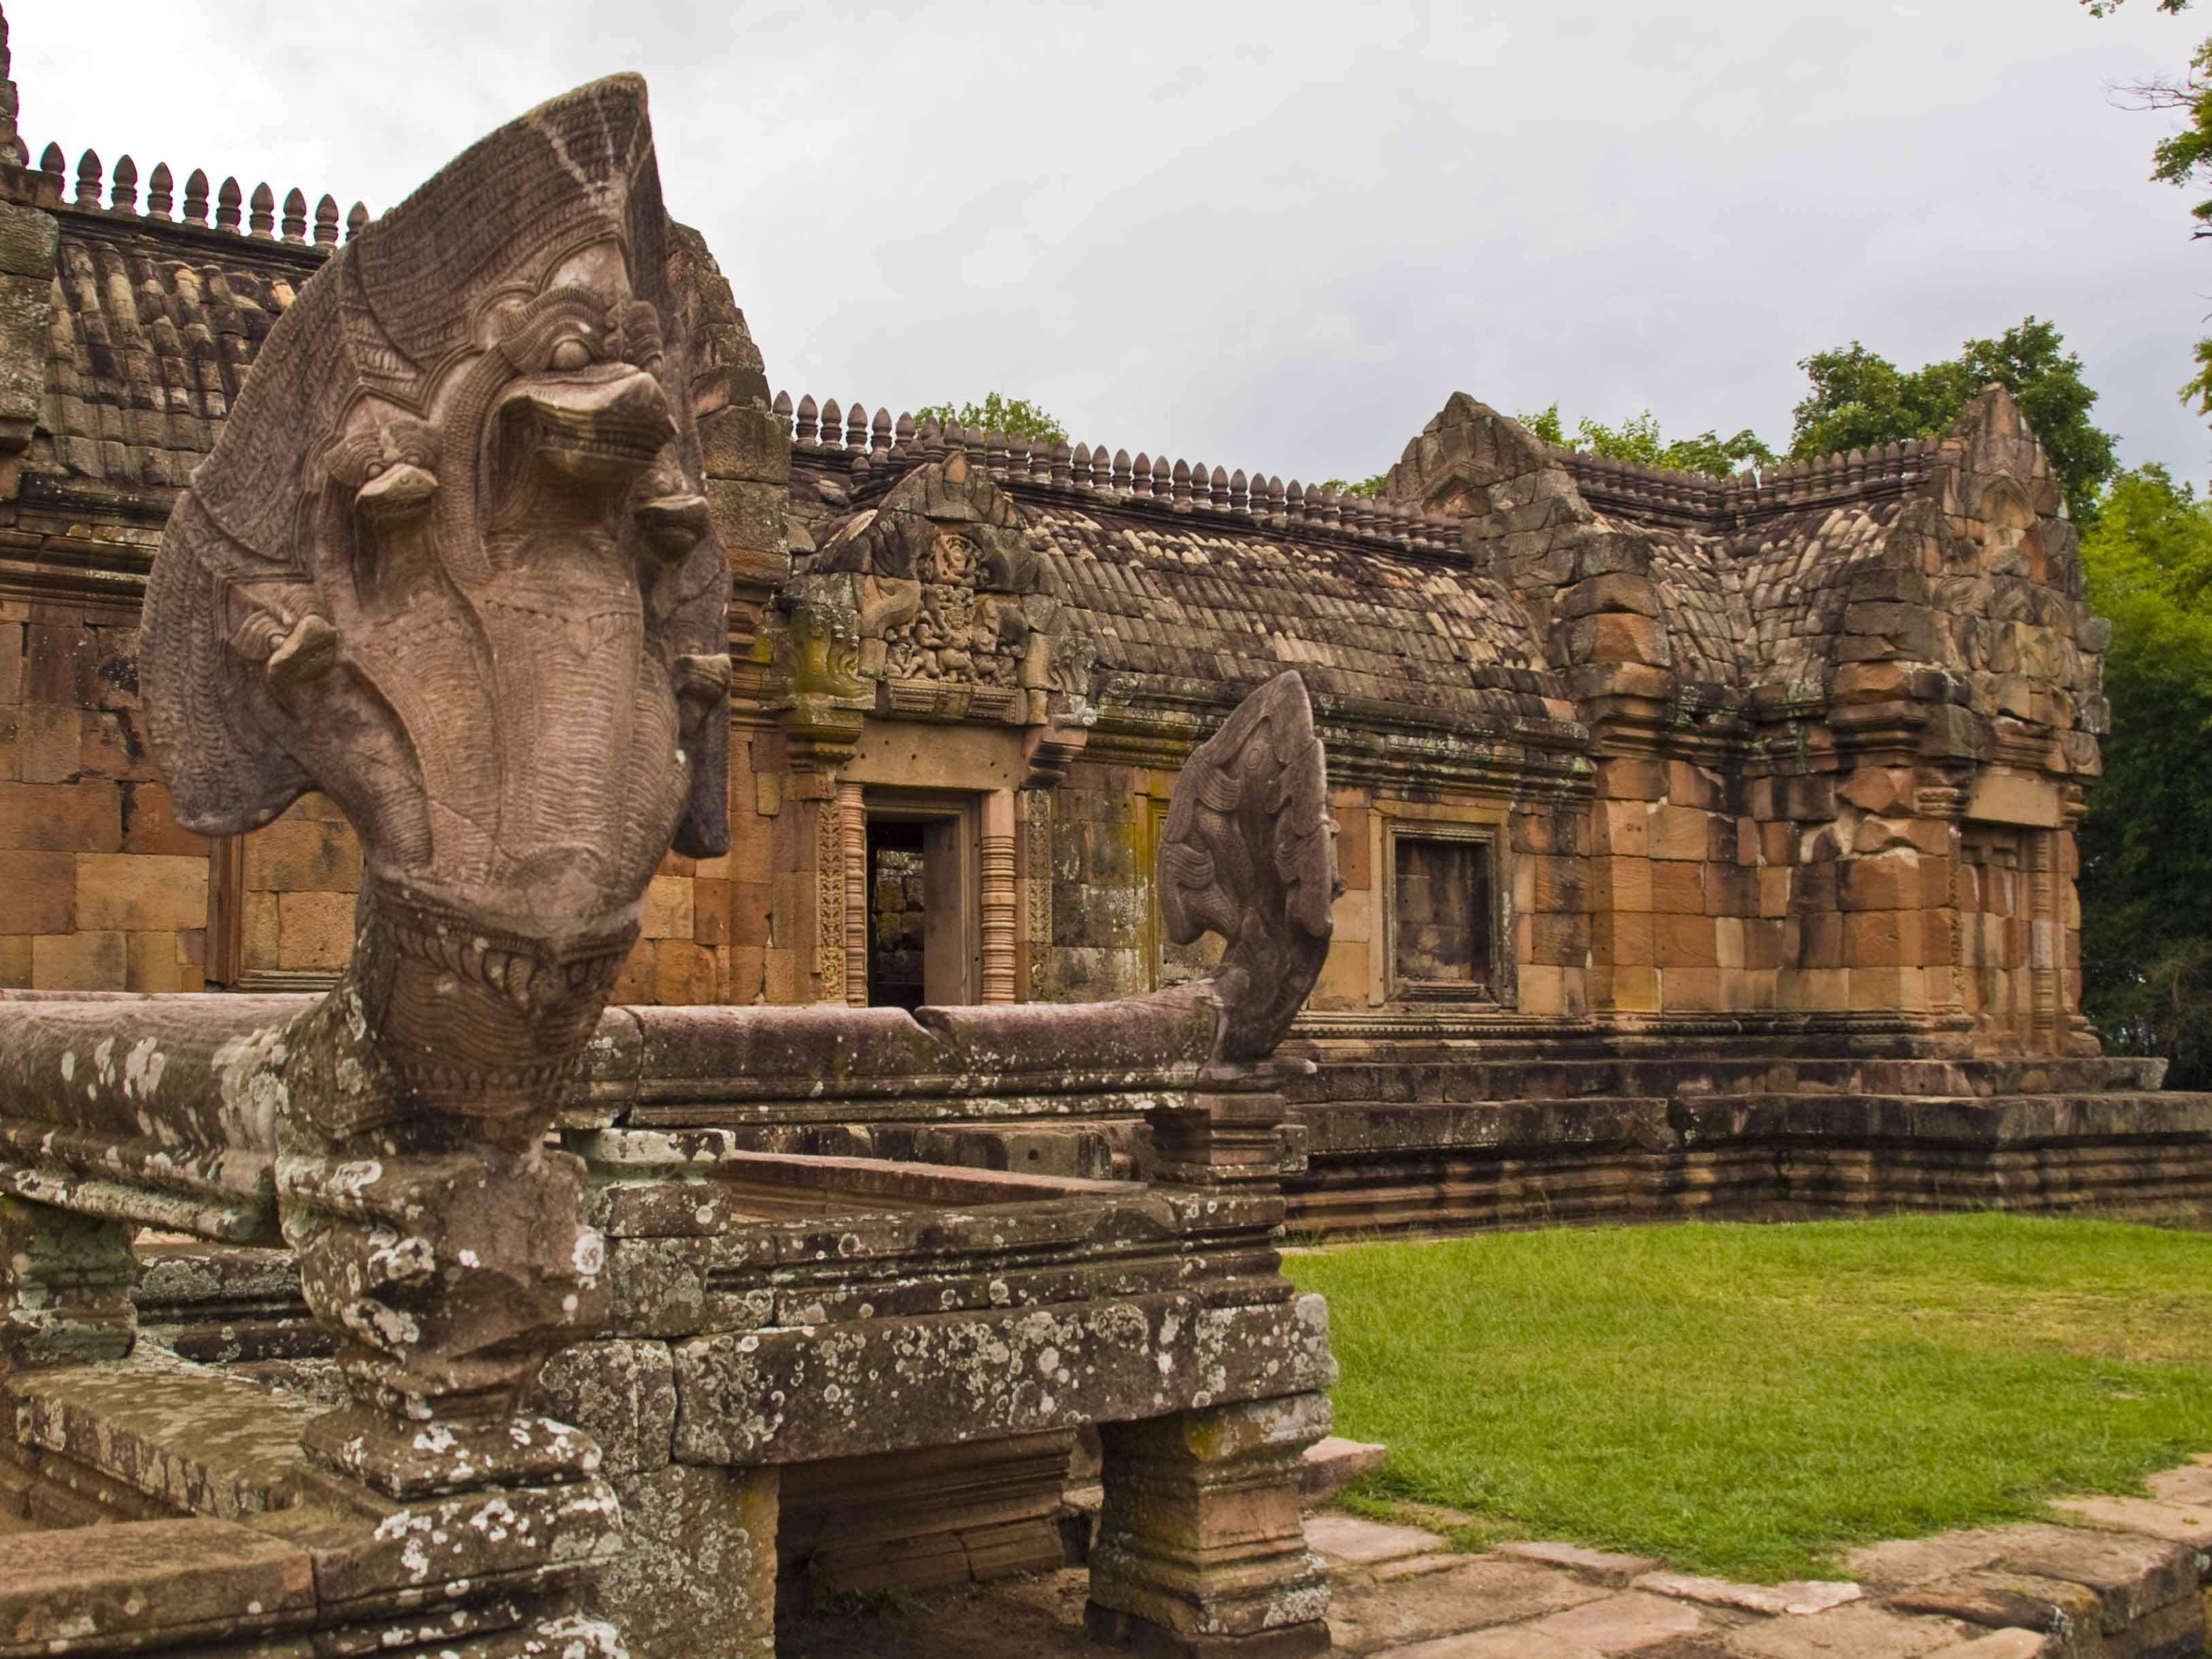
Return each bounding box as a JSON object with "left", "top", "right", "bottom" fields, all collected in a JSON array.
[
  {"left": 1086, "top": 1392, "right": 1334, "bottom": 1658},
  {"left": 840, "top": 779, "right": 868, "bottom": 1007},
  {"left": 2029, "top": 827, "right": 2059, "bottom": 1052},
  {"left": 1915, "top": 782, "right": 1969, "bottom": 1021},
  {"left": 1019, "top": 788, "right": 1054, "bottom": 1001},
  {"left": 982, "top": 787, "right": 1019, "bottom": 1004}
]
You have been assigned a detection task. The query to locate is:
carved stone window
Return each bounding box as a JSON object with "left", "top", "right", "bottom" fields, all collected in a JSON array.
[{"left": 1387, "top": 827, "right": 1499, "bottom": 1001}]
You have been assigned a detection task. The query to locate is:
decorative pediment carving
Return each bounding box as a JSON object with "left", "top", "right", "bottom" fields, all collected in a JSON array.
[{"left": 764, "top": 449, "right": 1095, "bottom": 732}]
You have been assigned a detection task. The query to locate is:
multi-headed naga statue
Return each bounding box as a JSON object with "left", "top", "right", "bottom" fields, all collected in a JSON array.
[{"left": 140, "top": 72, "right": 732, "bottom": 1487}]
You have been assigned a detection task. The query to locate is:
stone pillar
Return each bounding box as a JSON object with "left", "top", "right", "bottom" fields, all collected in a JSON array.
[
  {"left": 982, "top": 787, "right": 1019, "bottom": 1004},
  {"left": 595, "top": 1463, "right": 780, "bottom": 1659},
  {"left": 2029, "top": 827, "right": 2059, "bottom": 1051},
  {"left": 1085, "top": 1392, "right": 1333, "bottom": 1658},
  {"left": 839, "top": 779, "right": 867, "bottom": 1007},
  {"left": 1018, "top": 787, "right": 1053, "bottom": 1001},
  {"left": 0, "top": 1196, "right": 135, "bottom": 1369}
]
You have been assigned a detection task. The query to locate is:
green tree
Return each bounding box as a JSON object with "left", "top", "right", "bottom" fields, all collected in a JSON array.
[
  {"left": 1316, "top": 473, "right": 1387, "bottom": 498},
  {"left": 912, "top": 393, "right": 1068, "bottom": 447},
  {"left": 2077, "top": 464, "right": 2212, "bottom": 1087},
  {"left": 2084, "top": 0, "right": 2212, "bottom": 409},
  {"left": 1788, "top": 318, "right": 2117, "bottom": 523},
  {"left": 1516, "top": 405, "right": 1776, "bottom": 479}
]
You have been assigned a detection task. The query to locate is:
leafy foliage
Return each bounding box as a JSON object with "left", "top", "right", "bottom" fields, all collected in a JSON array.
[
  {"left": 2085, "top": 0, "right": 2212, "bottom": 409},
  {"left": 2077, "top": 465, "right": 2212, "bottom": 1087},
  {"left": 911, "top": 393, "right": 1068, "bottom": 447},
  {"left": 1515, "top": 405, "right": 1775, "bottom": 479},
  {"left": 1316, "top": 474, "right": 1388, "bottom": 498},
  {"left": 1788, "top": 318, "right": 2117, "bottom": 524}
]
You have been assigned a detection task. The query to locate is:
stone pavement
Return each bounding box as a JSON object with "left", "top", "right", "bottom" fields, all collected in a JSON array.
[{"left": 781, "top": 1454, "right": 2212, "bottom": 1658}]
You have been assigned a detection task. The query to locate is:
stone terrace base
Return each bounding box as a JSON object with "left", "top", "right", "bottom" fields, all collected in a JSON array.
[
  {"left": 1284, "top": 1040, "right": 2212, "bottom": 1237},
  {"left": 782, "top": 1455, "right": 2212, "bottom": 1658}
]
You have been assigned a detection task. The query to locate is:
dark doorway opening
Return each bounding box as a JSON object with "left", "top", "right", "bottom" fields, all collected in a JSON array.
[{"left": 866, "top": 820, "right": 928, "bottom": 1010}]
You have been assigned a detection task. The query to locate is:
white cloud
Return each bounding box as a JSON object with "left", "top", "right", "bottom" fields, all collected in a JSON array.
[{"left": 18, "top": 0, "right": 2207, "bottom": 486}]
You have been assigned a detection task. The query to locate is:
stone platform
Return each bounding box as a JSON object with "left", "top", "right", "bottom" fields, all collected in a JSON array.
[
  {"left": 782, "top": 1455, "right": 2212, "bottom": 1658},
  {"left": 1282, "top": 1036, "right": 2212, "bottom": 1237}
]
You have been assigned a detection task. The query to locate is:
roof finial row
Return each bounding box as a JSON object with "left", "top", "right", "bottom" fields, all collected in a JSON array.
[
  {"left": 35, "top": 143, "right": 366, "bottom": 250},
  {"left": 1532, "top": 433, "right": 1933, "bottom": 519},
  {"left": 772, "top": 391, "right": 1465, "bottom": 555}
]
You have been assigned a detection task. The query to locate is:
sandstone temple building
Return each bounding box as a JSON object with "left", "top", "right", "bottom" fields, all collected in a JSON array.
[{"left": 5, "top": 29, "right": 2207, "bottom": 1242}]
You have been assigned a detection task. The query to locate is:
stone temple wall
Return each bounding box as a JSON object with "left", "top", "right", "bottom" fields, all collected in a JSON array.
[{"left": 0, "top": 90, "right": 2149, "bottom": 1090}]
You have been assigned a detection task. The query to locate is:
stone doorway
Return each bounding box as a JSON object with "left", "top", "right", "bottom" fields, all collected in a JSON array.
[
  {"left": 866, "top": 819, "right": 928, "bottom": 1009},
  {"left": 864, "top": 798, "right": 979, "bottom": 1006}
]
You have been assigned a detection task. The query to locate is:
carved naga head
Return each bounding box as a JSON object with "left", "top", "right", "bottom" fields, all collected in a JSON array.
[{"left": 144, "top": 78, "right": 730, "bottom": 1127}]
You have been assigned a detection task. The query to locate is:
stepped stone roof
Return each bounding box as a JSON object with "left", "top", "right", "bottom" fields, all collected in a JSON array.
[
  {"left": 1026, "top": 506, "right": 1570, "bottom": 729},
  {"left": 26, "top": 157, "right": 2094, "bottom": 768},
  {"left": 37, "top": 191, "right": 328, "bottom": 497}
]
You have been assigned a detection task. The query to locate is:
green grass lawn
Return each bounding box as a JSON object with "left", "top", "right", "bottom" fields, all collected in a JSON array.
[{"left": 1283, "top": 1214, "right": 2212, "bottom": 1582}]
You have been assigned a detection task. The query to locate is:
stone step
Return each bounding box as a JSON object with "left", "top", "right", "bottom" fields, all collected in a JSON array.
[{"left": 1302, "top": 1436, "right": 1389, "bottom": 1499}]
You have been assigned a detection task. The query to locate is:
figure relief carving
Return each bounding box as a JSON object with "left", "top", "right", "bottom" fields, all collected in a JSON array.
[
  {"left": 770, "top": 448, "right": 1096, "bottom": 727},
  {"left": 139, "top": 75, "right": 730, "bottom": 1494}
]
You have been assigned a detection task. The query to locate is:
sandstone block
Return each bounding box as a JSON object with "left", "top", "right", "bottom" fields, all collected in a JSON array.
[
  {"left": 655, "top": 938, "right": 721, "bottom": 1005},
  {"left": 1845, "top": 911, "right": 1910, "bottom": 968},
  {"left": 595, "top": 1463, "right": 778, "bottom": 1659},
  {"left": 1597, "top": 757, "right": 1668, "bottom": 801},
  {"left": 692, "top": 877, "right": 731, "bottom": 946},
  {"left": 530, "top": 1340, "right": 677, "bottom": 1477},
  {"left": 1636, "top": 1571, "right": 1859, "bottom": 1616},
  {"left": 0, "top": 1518, "right": 313, "bottom": 1651},
  {"left": 1652, "top": 806, "right": 1712, "bottom": 861},
  {"left": 1599, "top": 800, "right": 1651, "bottom": 855},
  {"left": 1595, "top": 913, "right": 1654, "bottom": 968},
  {"left": 1652, "top": 859, "right": 1705, "bottom": 914},
  {"left": 1299, "top": 1436, "right": 1387, "bottom": 1498},
  {"left": 1725, "top": 1602, "right": 1971, "bottom": 1657},
  {"left": 120, "top": 783, "right": 211, "bottom": 856},
  {"left": 1655, "top": 915, "right": 1718, "bottom": 968},
  {"left": 1596, "top": 855, "right": 1654, "bottom": 912},
  {"left": 0, "top": 779, "right": 120, "bottom": 852},
  {"left": 1840, "top": 857, "right": 1917, "bottom": 912},
  {"left": 275, "top": 889, "right": 354, "bottom": 970},
  {"left": 75, "top": 852, "right": 206, "bottom": 933},
  {"left": 31, "top": 929, "right": 124, "bottom": 989},
  {"left": 18, "top": 704, "right": 81, "bottom": 783},
  {"left": 124, "top": 929, "right": 195, "bottom": 993},
  {"left": 10, "top": 849, "right": 73, "bottom": 934},
  {"left": 1304, "top": 1514, "right": 1440, "bottom": 1564},
  {"left": 643, "top": 874, "right": 694, "bottom": 940},
  {"left": 1529, "top": 1589, "right": 1708, "bottom": 1651},
  {"left": 1664, "top": 967, "right": 1725, "bottom": 1011},
  {"left": 1501, "top": 1541, "right": 1665, "bottom": 1586},
  {"left": 241, "top": 813, "right": 361, "bottom": 891}
]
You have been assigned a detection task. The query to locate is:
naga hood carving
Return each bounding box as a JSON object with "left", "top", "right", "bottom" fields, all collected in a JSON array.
[
  {"left": 145, "top": 73, "right": 730, "bottom": 949},
  {"left": 1158, "top": 670, "right": 1341, "bottom": 1062}
]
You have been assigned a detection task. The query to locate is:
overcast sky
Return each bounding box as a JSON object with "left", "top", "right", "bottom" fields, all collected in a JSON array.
[{"left": 18, "top": 0, "right": 2207, "bottom": 490}]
